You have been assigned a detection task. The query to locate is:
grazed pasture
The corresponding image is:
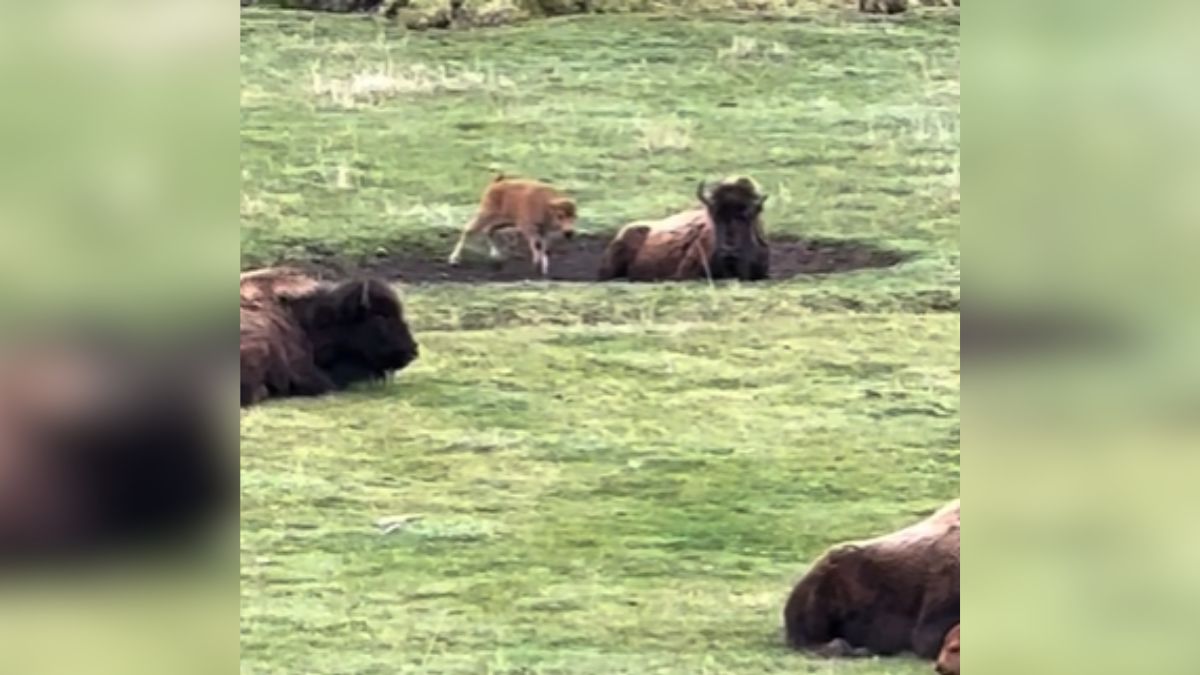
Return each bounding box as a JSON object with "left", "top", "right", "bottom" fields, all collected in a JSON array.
[{"left": 241, "top": 7, "right": 959, "bottom": 674}]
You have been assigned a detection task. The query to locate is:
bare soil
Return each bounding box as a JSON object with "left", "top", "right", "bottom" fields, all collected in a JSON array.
[{"left": 281, "top": 234, "right": 907, "bottom": 284}]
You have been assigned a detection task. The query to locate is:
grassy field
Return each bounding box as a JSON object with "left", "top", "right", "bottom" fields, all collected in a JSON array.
[{"left": 241, "top": 6, "right": 959, "bottom": 674}]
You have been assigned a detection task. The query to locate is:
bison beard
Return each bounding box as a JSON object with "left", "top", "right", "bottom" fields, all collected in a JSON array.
[
  {"left": 598, "top": 176, "right": 770, "bottom": 282},
  {"left": 783, "top": 499, "right": 960, "bottom": 661},
  {"left": 239, "top": 271, "right": 419, "bottom": 407}
]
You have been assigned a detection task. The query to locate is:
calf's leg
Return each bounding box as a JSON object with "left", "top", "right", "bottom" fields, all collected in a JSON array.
[
  {"left": 528, "top": 236, "right": 549, "bottom": 277},
  {"left": 449, "top": 213, "right": 505, "bottom": 265}
]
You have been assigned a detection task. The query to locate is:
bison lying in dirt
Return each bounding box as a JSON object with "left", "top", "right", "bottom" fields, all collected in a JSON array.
[
  {"left": 597, "top": 176, "right": 769, "bottom": 282},
  {"left": 936, "top": 624, "right": 960, "bottom": 675},
  {"left": 783, "top": 499, "right": 960, "bottom": 661},
  {"left": 447, "top": 175, "right": 578, "bottom": 277},
  {"left": 240, "top": 268, "right": 419, "bottom": 407}
]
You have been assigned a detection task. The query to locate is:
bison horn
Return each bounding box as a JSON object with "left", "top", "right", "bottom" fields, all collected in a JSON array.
[
  {"left": 696, "top": 181, "right": 712, "bottom": 208},
  {"left": 360, "top": 280, "right": 371, "bottom": 309}
]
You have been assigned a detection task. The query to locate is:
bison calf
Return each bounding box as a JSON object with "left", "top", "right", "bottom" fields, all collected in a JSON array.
[
  {"left": 240, "top": 269, "right": 418, "bottom": 406},
  {"left": 598, "top": 176, "right": 769, "bottom": 282},
  {"left": 935, "top": 624, "right": 960, "bottom": 675},
  {"left": 783, "top": 499, "right": 960, "bottom": 661},
  {"left": 447, "top": 175, "right": 578, "bottom": 277}
]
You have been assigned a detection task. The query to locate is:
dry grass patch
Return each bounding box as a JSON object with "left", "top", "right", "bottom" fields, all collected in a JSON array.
[
  {"left": 634, "top": 116, "right": 695, "bottom": 153},
  {"left": 717, "top": 35, "right": 792, "bottom": 61},
  {"left": 310, "top": 61, "right": 515, "bottom": 107}
]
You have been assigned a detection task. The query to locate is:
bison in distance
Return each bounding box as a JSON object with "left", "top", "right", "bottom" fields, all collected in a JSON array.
[
  {"left": 239, "top": 268, "right": 419, "bottom": 407},
  {"left": 598, "top": 177, "right": 770, "bottom": 282}
]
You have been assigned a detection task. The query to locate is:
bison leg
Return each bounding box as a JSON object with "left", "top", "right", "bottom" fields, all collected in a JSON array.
[
  {"left": 813, "top": 638, "right": 873, "bottom": 658},
  {"left": 598, "top": 226, "right": 648, "bottom": 281},
  {"left": 783, "top": 554, "right": 842, "bottom": 650},
  {"left": 529, "top": 237, "right": 548, "bottom": 277},
  {"left": 597, "top": 239, "right": 626, "bottom": 280},
  {"left": 487, "top": 235, "right": 505, "bottom": 261},
  {"left": 747, "top": 261, "right": 769, "bottom": 281},
  {"left": 240, "top": 381, "right": 268, "bottom": 407},
  {"left": 447, "top": 224, "right": 474, "bottom": 266},
  {"left": 910, "top": 584, "right": 959, "bottom": 659},
  {"left": 448, "top": 213, "right": 488, "bottom": 266},
  {"left": 450, "top": 214, "right": 511, "bottom": 266},
  {"left": 287, "top": 363, "right": 337, "bottom": 398}
]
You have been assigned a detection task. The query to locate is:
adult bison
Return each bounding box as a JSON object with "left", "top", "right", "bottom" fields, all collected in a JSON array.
[
  {"left": 597, "top": 176, "right": 770, "bottom": 282},
  {"left": 239, "top": 269, "right": 419, "bottom": 407},
  {"left": 783, "top": 499, "right": 960, "bottom": 661}
]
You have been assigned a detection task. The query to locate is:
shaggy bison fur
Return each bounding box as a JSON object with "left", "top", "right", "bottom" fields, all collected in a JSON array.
[
  {"left": 783, "top": 499, "right": 960, "bottom": 660},
  {"left": 597, "top": 176, "right": 770, "bottom": 282},
  {"left": 239, "top": 269, "right": 419, "bottom": 407},
  {"left": 935, "top": 624, "right": 960, "bottom": 675},
  {"left": 447, "top": 175, "right": 578, "bottom": 277}
]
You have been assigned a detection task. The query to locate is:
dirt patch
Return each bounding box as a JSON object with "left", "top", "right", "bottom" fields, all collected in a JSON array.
[{"left": 277, "top": 233, "right": 907, "bottom": 284}]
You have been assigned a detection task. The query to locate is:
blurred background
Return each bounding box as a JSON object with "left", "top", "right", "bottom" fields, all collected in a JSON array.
[
  {"left": 0, "top": 1, "right": 234, "bottom": 674},
  {"left": 968, "top": 1, "right": 1200, "bottom": 673}
]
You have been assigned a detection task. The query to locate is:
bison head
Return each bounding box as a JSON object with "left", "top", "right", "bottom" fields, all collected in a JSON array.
[
  {"left": 287, "top": 278, "right": 419, "bottom": 387},
  {"left": 697, "top": 177, "right": 768, "bottom": 279},
  {"left": 549, "top": 197, "right": 578, "bottom": 239}
]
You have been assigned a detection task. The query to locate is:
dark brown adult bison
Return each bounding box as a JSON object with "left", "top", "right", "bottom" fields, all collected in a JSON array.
[
  {"left": 597, "top": 177, "right": 769, "bottom": 282},
  {"left": 240, "top": 268, "right": 419, "bottom": 407},
  {"left": 783, "top": 499, "right": 960, "bottom": 661}
]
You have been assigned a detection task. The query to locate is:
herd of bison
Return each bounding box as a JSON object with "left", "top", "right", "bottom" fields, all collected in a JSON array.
[{"left": 237, "top": 174, "right": 960, "bottom": 672}]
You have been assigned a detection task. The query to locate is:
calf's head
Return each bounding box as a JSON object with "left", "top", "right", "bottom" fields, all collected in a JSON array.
[
  {"left": 549, "top": 197, "right": 577, "bottom": 239},
  {"left": 697, "top": 177, "right": 767, "bottom": 274},
  {"left": 935, "top": 624, "right": 960, "bottom": 675},
  {"left": 287, "top": 279, "right": 418, "bottom": 386}
]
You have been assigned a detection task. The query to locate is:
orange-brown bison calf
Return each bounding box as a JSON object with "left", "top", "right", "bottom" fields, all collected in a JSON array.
[
  {"left": 447, "top": 175, "right": 578, "bottom": 277},
  {"left": 240, "top": 268, "right": 418, "bottom": 407},
  {"left": 597, "top": 176, "right": 770, "bottom": 282},
  {"left": 783, "top": 499, "right": 960, "bottom": 661},
  {"left": 935, "top": 624, "right": 960, "bottom": 675}
]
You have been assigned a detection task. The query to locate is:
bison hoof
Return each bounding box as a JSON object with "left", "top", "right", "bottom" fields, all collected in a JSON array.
[{"left": 814, "top": 638, "right": 871, "bottom": 658}]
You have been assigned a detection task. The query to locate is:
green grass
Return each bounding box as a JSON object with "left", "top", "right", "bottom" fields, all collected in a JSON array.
[{"left": 241, "top": 7, "right": 958, "bottom": 674}]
